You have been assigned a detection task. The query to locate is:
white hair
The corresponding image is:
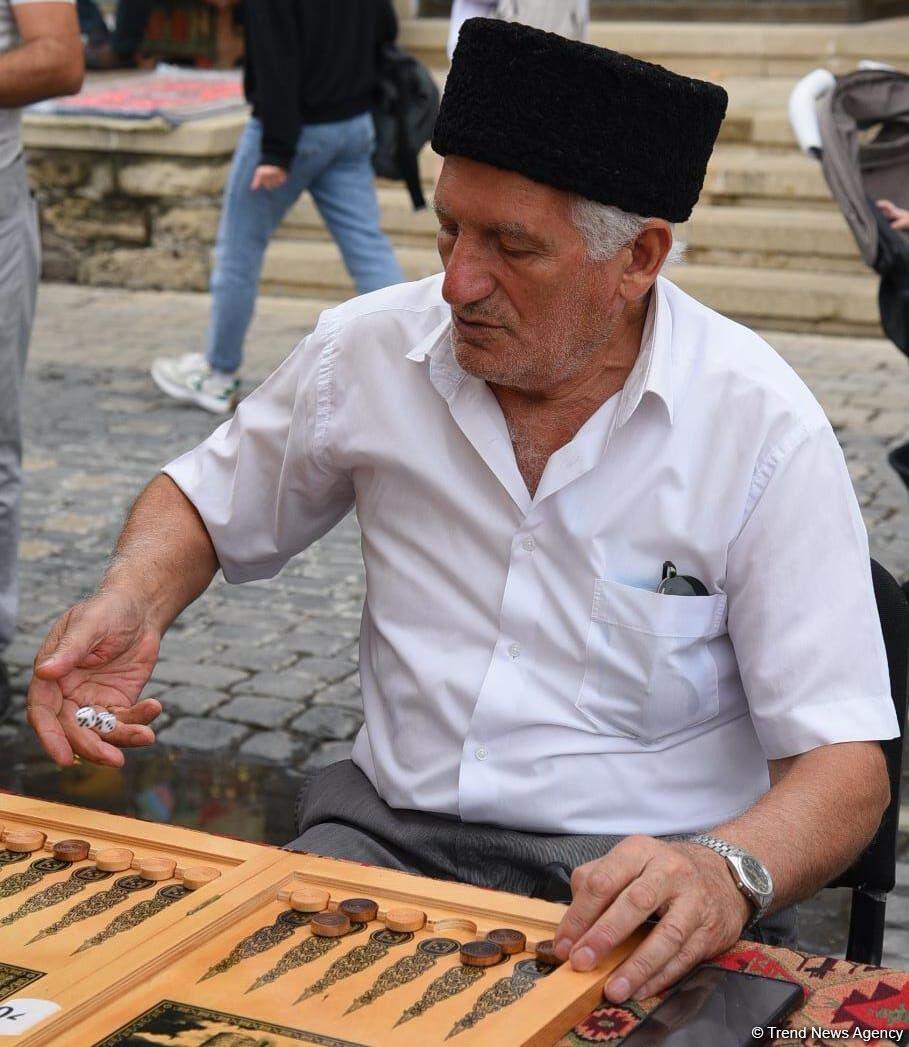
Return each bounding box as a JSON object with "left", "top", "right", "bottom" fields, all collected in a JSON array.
[{"left": 569, "top": 195, "right": 686, "bottom": 267}]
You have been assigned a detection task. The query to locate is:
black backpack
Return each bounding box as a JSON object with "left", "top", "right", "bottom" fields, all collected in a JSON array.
[{"left": 372, "top": 44, "right": 440, "bottom": 211}]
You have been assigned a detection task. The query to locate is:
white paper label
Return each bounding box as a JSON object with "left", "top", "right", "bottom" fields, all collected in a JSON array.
[{"left": 0, "top": 999, "right": 61, "bottom": 1035}]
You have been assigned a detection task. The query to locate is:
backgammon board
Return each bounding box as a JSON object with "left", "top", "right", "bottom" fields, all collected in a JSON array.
[{"left": 0, "top": 795, "right": 645, "bottom": 1046}]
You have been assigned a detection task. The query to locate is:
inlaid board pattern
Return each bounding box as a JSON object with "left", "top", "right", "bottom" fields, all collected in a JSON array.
[
  {"left": 0, "top": 799, "right": 643, "bottom": 1047},
  {"left": 0, "top": 793, "right": 281, "bottom": 1045}
]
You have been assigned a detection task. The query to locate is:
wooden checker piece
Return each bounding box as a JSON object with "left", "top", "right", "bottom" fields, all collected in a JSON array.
[
  {"left": 289, "top": 886, "right": 330, "bottom": 912},
  {"left": 535, "top": 939, "right": 565, "bottom": 966},
  {"left": 138, "top": 857, "right": 177, "bottom": 881},
  {"left": 3, "top": 828, "right": 46, "bottom": 852},
  {"left": 487, "top": 928, "right": 527, "bottom": 955},
  {"left": 53, "top": 838, "right": 91, "bottom": 862},
  {"left": 338, "top": 897, "right": 378, "bottom": 923},
  {"left": 384, "top": 906, "right": 425, "bottom": 932},
  {"left": 311, "top": 911, "right": 351, "bottom": 937},
  {"left": 95, "top": 847, "right": 134, "bottom": 871},
  {"left": 461, "top": 939, "right": 503, "bottom": 967},
  {"left": 182, "top": 866, "right": 221, "bottom": 890}
]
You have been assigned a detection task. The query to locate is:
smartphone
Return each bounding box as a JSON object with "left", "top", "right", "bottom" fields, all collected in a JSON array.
[{"left": 618, "top": 964, "right": 805, "bottom": 1046}]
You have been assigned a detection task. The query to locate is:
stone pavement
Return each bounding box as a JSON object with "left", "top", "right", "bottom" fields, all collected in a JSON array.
[
  {"left": 4, "top": 282, "right": 909, "bottom": 962},
  {"left": 7, "top": 285, "right": 367, "bottom": 771}
]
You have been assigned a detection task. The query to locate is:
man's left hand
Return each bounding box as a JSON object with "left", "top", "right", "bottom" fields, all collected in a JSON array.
[
  {"left": 553, "top": 835, "right": 752, "bottom": 1003},
  {"left": 251, "top": 165, "right": 288, "bottom": 191}
]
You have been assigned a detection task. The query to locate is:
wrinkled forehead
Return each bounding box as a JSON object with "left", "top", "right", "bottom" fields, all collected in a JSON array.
[{"left": 433, "top": 155, "right": 577, "bottom": 240}]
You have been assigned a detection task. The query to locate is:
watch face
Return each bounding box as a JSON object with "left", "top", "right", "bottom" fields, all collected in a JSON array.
[{"left": 740, "top": 854, "right": 772, "bottom": 895}]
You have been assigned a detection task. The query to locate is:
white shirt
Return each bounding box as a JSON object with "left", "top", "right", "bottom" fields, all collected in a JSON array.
[
  {"left": 0, "top": 0, "right": 75, "bottom": 171},
  {"left": 165, "top": 273, "right": 898, "bottom": 836}
]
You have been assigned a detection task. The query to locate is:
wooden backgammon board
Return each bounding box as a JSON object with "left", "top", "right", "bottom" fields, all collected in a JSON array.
[{"left": 0, "top": 795, "right": 644, "bottom": 1046}]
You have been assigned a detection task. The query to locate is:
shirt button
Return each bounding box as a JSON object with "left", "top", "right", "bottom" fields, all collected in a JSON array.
[
  {"left": 475, "top": 747, "right": 488, "bottom": 761},
  {"left": 522, "top": 536, "right": 536, "bottom": 552},
  {"left": 508, "top": 643, "right": 521, "bottom": 660}
]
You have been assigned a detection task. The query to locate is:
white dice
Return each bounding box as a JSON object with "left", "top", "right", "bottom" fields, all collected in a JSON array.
[
  {"left": 75, "top": 706, "right": 98, "bottom": 729},
  {"left": 75, "top": 707, "right": 117, "bottom": 734},
  {"left": 96, "top": 712, "right": 117, "bottom": 735}
]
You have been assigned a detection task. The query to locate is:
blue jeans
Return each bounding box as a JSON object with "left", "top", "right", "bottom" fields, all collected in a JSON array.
[{"left": 206, "top": 114, "right": 403, "bottom": 375}]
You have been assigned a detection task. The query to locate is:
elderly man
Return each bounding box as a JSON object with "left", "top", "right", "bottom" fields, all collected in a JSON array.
[{"left": 27, "top": 20, "right": 897, "bottom": 1006}]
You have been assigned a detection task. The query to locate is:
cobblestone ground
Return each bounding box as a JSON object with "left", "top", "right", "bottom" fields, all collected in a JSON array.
[{"left": 5, "top": 283, "right": 909, "bottom": 962}]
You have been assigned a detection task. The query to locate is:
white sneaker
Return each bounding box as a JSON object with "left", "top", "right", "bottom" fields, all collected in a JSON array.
[{"left": 151, "top": 352, "right": 240, "bottom": 415}]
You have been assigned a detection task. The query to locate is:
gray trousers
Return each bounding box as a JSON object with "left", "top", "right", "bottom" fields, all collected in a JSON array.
[
  {"left": 0, "top": 157, "right": 39, "bottom": 653},
  {"left": 288, "top": 760, "right": 799, "bottom": 948}
]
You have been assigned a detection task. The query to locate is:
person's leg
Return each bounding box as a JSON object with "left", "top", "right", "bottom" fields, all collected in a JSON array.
[
  {"left": 288, "top": 822, "right": 417, "bottom": 871},
  {"left": 287, "top": 761, "right": 462, "bottom": 880},
  {"left": 76, "top": 0, "right": 110, "bottom": 43},
  {"left": 308, "top": 114, "right": 404, "bottom": 295},
  {"left": 111, "top": 0, "right": 153, "bottom": 57},
  {"left": 205, "top": 118, "right": 311, "bottom": 374},
  {"left": 0, "top": 160, "right": 39, "bottom": 676}
]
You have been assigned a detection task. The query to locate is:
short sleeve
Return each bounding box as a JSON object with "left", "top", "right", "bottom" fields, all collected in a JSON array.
[
  {"left": 163, "top": 318, "right": 354, "bottom": 584},
  {"left": 725, "top": 421, "right": 899, "bottom": 759}
]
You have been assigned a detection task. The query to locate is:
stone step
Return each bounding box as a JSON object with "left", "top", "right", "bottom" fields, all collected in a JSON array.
[
  {"left": 280, "top": 189, "right": 860, "bottom": 269},
  {"left": 668, "top": 263, "right": 879, "bottom": 335},
  {"left": 261, "top": 239, "right": 438, "bottom": 296},
  {"left": 683, "top": 204, "right": 864, "bottom": 273},
  {"left": 401, "top": 15, "right": 909, "bottom": 79},
  {"left": 370, "top": 143, "right": 833, "bottom": 206},
  {"left": 588, "top": 17, "right": 909, "bottom": 78},
  {"left": 259, "top": 239, "right": 880, "bottom": 336},
  {"left": 701, "top": 147, "right": 832, "bottom": 206}
]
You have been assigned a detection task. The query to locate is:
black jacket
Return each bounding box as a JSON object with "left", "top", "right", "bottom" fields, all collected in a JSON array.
[{"left": 244, "top": 0, "right": 398, "bottom": 169}]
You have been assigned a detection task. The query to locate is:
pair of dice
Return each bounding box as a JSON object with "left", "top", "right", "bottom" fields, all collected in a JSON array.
[{"left": 75, "top": 706, "right": 117, "bottom": 734}]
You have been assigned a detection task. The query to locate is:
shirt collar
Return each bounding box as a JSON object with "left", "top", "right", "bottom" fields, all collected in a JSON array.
[
  {"left": 405, "top": 315, "right": 466, "bottom": 401},
  {"left": 406, "top": 276, "right": 674, "bottom": 425},
  {"left": 615, "top": 276, "right": 674, "bottom": 428}
]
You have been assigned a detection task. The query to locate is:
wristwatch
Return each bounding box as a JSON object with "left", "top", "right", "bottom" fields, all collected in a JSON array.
[{"left": 687, "top": 834, "right": 774, "bottom": 930}]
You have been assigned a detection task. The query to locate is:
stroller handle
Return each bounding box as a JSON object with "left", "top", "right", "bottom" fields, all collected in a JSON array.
[{"left": 788, "top": 67, "right": 836, "bottom": 158}]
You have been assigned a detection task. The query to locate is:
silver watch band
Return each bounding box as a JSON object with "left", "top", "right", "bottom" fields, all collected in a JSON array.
[
  {"left": 690, "top": 833, "right": 745, "bottom": 860},
  {"left": 688, "top": 834, "right": 771, "bottom": 928}
]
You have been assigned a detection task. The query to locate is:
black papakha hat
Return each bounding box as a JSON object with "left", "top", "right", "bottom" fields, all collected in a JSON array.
[{"left": 431, "top": 19, "right": 728, "bottom": 223}]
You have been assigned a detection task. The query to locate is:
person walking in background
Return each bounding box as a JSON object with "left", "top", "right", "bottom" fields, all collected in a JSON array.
[
  {"left": 151, "top": 0, "right": 404, "bottom": 414},
  {"left": 78, "top": 0, "right": 151, "bottom": 68},
  {"left": 0, "top": 0, "right": 83, "bottom": 719},
  {"left": 447, "top": 0, "right": 589, "bottom": 58}
]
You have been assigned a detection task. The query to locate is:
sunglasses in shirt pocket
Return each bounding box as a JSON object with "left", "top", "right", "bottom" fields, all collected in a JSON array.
[{"left": 577, "top": 577, "right": 728, "bottom": 743}]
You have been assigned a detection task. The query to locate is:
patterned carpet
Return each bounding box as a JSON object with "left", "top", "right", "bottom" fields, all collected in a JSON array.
[{"left": 560, "top": 942, "right": 909, "bottom": 1043}]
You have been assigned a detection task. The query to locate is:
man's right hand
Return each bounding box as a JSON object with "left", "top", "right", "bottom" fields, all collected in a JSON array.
[{"left": 27, "top": 591, "right": 163, "bottom": 768}]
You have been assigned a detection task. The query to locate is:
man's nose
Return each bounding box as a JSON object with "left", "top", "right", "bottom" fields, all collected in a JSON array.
[{"left": 441, "top": 235, "right": 496, "bottom": 307}]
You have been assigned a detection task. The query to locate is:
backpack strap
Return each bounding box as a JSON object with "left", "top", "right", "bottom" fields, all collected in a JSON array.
[{"left": 395, "top": 68, "right": 427, "bottom": 210}]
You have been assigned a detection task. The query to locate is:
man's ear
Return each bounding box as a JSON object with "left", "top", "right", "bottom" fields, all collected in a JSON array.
[{"left": 619, "top": 222, "right": 673, "bottom": 302}]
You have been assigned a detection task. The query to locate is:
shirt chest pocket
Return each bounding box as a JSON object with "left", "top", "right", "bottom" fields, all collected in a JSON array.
[{"left": 577, "top": 578, "right": 728, "bottom": 743}]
